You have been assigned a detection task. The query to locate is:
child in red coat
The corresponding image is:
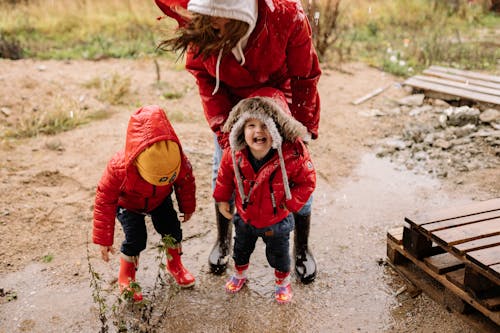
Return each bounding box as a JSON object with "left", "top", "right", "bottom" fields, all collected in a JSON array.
[
  {"left": 213, "top": 88, "right": 316, "bottom": 304},
  {"left": 93, "top": 105, "right": 196, "bottom": 301}
]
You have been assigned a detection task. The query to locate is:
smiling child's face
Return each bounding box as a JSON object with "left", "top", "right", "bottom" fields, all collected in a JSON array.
[{"left": 244, "top": 118, "right": 273, "bottom": 159}]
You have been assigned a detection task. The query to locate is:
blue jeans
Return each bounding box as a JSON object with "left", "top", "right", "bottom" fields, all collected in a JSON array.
[
  {"left": 232, "top": 213, "right": 295, "bottom": 272},
  {"left": 212, "top": 134, "right": 313, "bottom": 215},
  {"left": 116, "top": 194, "right": 181, "bottom": 256}
]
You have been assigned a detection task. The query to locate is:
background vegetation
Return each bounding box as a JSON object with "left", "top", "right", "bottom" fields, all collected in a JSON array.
[{"left": 0, "top": 0, "right": 499, "bottom": 76}]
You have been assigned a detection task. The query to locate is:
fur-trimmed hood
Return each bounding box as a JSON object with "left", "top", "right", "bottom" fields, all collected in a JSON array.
[
  {"left": 222, "top": 87, "right": 306, "bottom": 201},
  {"left": 222, "top": 88, "right": 307, "bottom": 151}
]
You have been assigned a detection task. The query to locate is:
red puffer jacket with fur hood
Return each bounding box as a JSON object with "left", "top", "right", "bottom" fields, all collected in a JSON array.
[{"left": 213, "top": 88, "right": 316, "bottom": 228}]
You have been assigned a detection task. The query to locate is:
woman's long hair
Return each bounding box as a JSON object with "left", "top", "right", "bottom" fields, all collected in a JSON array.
[{"left": 158, "top": 14, "right": 249, "bottom": 59}]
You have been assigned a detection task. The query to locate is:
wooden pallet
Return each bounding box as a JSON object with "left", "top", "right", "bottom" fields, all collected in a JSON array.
[
  {"left": 404, "top": 66, "right": 500, "bottom": 105},
  {"left": 387, "top": 197, "right": 500, "bottom": 330}
]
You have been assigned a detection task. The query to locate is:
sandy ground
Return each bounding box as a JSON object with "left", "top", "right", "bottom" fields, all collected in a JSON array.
[{"left": 0, "top": 58, "right": 498, "bottom": 332}]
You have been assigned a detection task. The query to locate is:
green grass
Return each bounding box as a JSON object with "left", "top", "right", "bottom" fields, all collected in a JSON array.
[
  {"left": 336, "top": 0, "right": 500, "bottom": 75},
  {"left": 0, "top": 0, "right": 174, "bottom": 60},
  {"left": 1, "top": 0, "right": 498, "bottom": 76}
]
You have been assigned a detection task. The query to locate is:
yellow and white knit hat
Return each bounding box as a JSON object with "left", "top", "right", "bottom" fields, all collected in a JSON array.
[{"left": 136, "top": 140, "right": 181, "bottom": 186}]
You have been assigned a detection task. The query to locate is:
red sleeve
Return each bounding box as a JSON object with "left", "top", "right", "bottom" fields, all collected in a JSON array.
[
  {"left": 174, "top": 154, "right": 196, "bottom": 214},
  {"left": 285, "top": 141, "right": 316, "bottom": 212},
  {"left": 185, "top": 51, "right": 233, "bottom": 148},
  {"left": 92, "top": 156, "right": 122, "bottom": 246},
  {"left": 213, "top": 148, "right": 235, "bottom": 202},
  {"left": 286, "top": 11, "right": 321, "bottom": 139}
]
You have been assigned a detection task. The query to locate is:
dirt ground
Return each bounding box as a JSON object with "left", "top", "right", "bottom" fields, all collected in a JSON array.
[{"left": 0, "top": 58, "right": 498, "bottom": 332}]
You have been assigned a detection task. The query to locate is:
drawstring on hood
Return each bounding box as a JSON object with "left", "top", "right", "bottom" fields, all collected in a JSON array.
[
  {"left": 187, "top": 0, "right": 259, "bottom": 95},
  {"left": 222, "top": 88, "right": 307, "bottom": 202}
]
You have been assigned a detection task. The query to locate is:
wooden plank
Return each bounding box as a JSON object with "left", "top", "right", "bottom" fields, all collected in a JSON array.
[
  {"left": 424, "top": 252, "right": 464, "bottom": 274},
  {"left": 429, "top": 66, "right": 500, "bottom": 84},
  {"left": 454, "top": 235, "right": 500, "bottom": 255},
  {"left": 411, "top": 75, "right": 500, "bottom": 97},
  {"left": 464, "top": 265, "right": 500, "bottom": 298},
  {"left": 404, "top": 77, "right": 500, "bottom": 105},
  {"left": 432, "top": 218, "right": 500, "bottom": 246},
  {"left": 446, "top": 268, "right": 465, "bottom": 289},
  {"left": 481, "top": 296, "right": 500, "bottom": 311},
  {"left": 387, "top": 227, "right": 404, "bottom": 245},
  {"left": 421, "top": 210, "right": 500, "bottom": 233},
  {"left": 405, "top": 198, "right": 500, "bottom": 227},
  {"left": 423, "top": 69, "right": 500, "bottom": 90},
  {"left": 466, "top": 247, "right": 500, "bottom": 268},
  {"left": 492, "top": 264, "right": 500, "bottom": 278}
]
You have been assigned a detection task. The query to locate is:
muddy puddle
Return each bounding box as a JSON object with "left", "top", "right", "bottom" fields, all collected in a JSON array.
[{"left": 0, "top": 153, "right": 482, "bottom": 332}]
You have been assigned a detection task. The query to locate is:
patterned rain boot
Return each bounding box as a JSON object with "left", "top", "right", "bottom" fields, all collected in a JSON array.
[
  {"left": 208, "top": 203, "right": 233, "bottom": 274},
  {"left": 294, "top": 213, "right": 317, "bottom": 284},
  {"left": 275, "top": 270, "right": 293, "bottom": 304},
  {"left": 118, "top": 254, "right": 143, "bottom": 302},
  {"left": 166, "top": 245, "right": 195, "bottom": 288},
  {"left": 225, "top": 263, "right": 249, "bottom": 293}
]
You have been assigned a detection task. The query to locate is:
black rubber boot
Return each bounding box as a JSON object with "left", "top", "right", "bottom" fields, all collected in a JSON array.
[
  {"left": 294, "top": 213, "right": 317, "bottom": 284},
  {"left": 208, "top": 204, "right": 233, "bottom": 274}
]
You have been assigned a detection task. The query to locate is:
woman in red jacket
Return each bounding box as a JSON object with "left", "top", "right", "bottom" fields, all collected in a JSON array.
[
  {"left": 214, "top": 87, "right": 316, "bottom": 303},
  {"left": 93, "top": 105, "right": 196, "bottom": 301},
  {"left": 157, "top": 0, "right": 321, "bottom": 283}
]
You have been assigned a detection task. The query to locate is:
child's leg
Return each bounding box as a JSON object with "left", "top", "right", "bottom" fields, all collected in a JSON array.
[
  {"left": 117, "top": 207, "right": 148, "bottom": 256},
  {"left": 226, "top": 215, "right": 257, "bottom": 293},
  {"left": 262, "top": 215, "right": 294, "bottom": 304},
  {"left": 116, "top": 207, "right": 147, "bottom": 301},
  {"left": 150, "top": 194, "right": 182, "bottom": 243},
  {"left": 150, "top": 195, "right": 194, "bottom": 287}
]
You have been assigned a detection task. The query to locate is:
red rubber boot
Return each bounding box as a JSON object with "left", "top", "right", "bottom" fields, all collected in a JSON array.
[
  {"left": 275, "top": 270, "right": 292, "bottom": 304},
  {"left": 166, "top": 245, "right": 195, "bottom": 288},
  {"left": 225, "top": 263, "right": 249, "bottom": 293},
  {"left": 118, "top": 255, "right": 143, "bottom": 302}
]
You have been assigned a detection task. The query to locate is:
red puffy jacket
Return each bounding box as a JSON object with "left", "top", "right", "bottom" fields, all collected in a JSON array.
[
  {"left": 161, "top": 0, "right": 321, "bottom": 145},
  {"left": 92, "top": 105, "right": 196, "bottom": 246},
  {"left": 214, "top": 141, "right": 316, "bottom": 229}
]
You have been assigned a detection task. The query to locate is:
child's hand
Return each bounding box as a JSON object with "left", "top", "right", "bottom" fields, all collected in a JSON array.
[
  {"left": 218, "top": 202, "right": 233, "bottom": 220},
  {"left": 100, "top": 245, "right": 115, "bottom": 262},
  {"left": 181, "top": 212, "right": 193, "bottom": 222}
]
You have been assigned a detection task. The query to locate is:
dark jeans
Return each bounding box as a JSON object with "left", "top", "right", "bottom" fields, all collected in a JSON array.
[
  {"left": 232, "top": 213, "right": 295, "bottom": 273},
  {"left": 117, "top": 194, "right": 181, "bottom": 256}
]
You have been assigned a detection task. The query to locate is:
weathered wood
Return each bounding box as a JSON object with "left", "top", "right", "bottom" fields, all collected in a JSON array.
[
  {"left": 421, "top": 210, "right": 500, "bottom": 233},
  {"left": 351, "top": 85, "right": 390, "bottom": 105},
  {"left": 411, "top": 75, "right": 500, "bottom": 97},
  {"left": 405, "top": 198, "right": 500, "bottom": 227},
  {"left": 428, "top": 66, "right": 500, "bottom": 84},
  {"left": 387, "top": 227, "right": 404, "bottom": 245},
  {"left": 492, "top": 264, "right": 500, "bottom": 277},
  {"left": 403, "top": 226, "right": 433, "bottom": 259},
  {"left": 423, "top": 69, "right": 500, "bottom": 90},
  {"left": 466, "top": 247, "right": 500, "bottom": 270},
  {"left": 464, "top": 265, "right": 500, "bottom": 301},
  {"left": 404, "top": 77, "right": 500, "bottom": 105},
  {"left": 432, "top": 218, "right": 500, "bottom": 246},
  {"left": 424, "top": 252, "right": 464, "bottom": 274},
  {"left": 387, "top": 241, "right": 408, "bottom": 265},
  {"left": 387, "top": 237, "right": 500, "bottom": 326},
  {"left": 454, "top": 235, "right": 500, "bottom": 255},
  {"left": 446, "top": 268, "right": 465, "bottom": 289}
]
